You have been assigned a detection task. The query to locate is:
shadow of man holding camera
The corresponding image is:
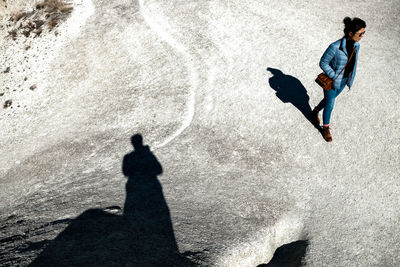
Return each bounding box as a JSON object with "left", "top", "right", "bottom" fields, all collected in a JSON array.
[
  {"left": 29, "top": 134, "right": 195, "bottom": 266},
  {"left": 122, "top": 134, "right": 182, "bottom": 263}
]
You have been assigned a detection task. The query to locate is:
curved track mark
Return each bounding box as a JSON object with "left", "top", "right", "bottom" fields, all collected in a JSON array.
[{"left": 138, "top": 0, "right": 198, "bottom": 148}]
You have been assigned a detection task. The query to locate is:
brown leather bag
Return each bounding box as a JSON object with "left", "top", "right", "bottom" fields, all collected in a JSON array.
[{"left": 315, "top": 48, "right": 355, "bottom": 91}]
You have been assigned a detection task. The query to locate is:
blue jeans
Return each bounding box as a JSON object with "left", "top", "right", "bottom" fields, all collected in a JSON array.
[{"left": 315, "top": 77, "right": 348, "bottom": 125}]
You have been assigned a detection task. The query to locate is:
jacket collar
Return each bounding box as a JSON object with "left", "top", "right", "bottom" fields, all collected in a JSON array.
[{"left": 340, "top": 37, "right": 360, "bottom": 56}]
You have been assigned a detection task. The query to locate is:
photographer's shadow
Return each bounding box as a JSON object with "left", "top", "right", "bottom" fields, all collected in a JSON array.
[
  {"left": 29, "top": 134, "right": 196, "bottom": 266},
  {"left": 266, "top": 67, "right": 319, "bottom": 129},
  {"left": 122, "top": 134, "right": 180, "bottom": 261}
]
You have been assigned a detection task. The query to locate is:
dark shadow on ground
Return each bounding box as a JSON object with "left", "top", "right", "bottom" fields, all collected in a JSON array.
[
  {"left": 29, "top": 134, "right": 198, "bottom": 266},
  {"left": 257, "top": 240, "right": 309, "bottom": 267},
  {"left": 266, "top": 68, "right": 320, "bottom": 130}
]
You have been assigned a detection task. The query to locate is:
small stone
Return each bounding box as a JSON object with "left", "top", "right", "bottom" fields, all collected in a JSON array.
[
  {"left": 34, "top": 20, "right": 45, "bottom": 29},
  {"left": 34, "top": 28, "right": 42, "bottom": 37},
  {"left": 25, "top": 21, "right": 34, "bottom": 31},
  {"left": 29, "top": 85, "right": 36, "bottom": 91},
  {"left": 36, "top": 3, "right": 45, "bottom": 10},
  {"left": 8, "top": 30, "right": 17, "bottom": 39},
  {"left": 4, "top": 100, "right": 12, "bottom": 108},
  {"left": 22, "top": 30, "right": 30, "bottom": 37},
  {"left": 48, "top": 20, "right": 57, "bottom": 29},
  {"left": 24, "top": 77, "right": 28, "bottom": 81},
  {"left": 0, "top": 92, "right": 4, "bottom": 96},
  {"left": 3, "top": 67, "right": 10, "bottom": 73}
]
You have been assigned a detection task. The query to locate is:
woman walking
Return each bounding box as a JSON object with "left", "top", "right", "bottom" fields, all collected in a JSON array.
[{"left": 312, "top": 17, "right": 366, "bottom": 142}]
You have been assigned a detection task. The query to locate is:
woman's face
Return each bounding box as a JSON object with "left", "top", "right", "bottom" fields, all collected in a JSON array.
[{"left": 349, "top": 28, "right": 366, "bottom": 42}]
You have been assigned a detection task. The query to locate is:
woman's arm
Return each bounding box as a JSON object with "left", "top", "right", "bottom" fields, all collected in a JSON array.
[{"left": 319, "top": 43, "right": 337, "bottom": 79}]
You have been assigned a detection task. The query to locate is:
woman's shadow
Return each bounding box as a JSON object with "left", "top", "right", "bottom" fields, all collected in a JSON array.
[
  {"left": 28, "top": 134, "right": 197, "bottom": 266},
  {"left": 266, "top": 67, "right": 320, "bottom": 130}
]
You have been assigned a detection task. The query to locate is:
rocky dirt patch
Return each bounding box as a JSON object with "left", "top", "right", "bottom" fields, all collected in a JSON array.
[
  {"left": 2, "top": 0, "right": 72, "bottom": 40},
  {"left": 0, "top": 0, "right": 74, "bottom": 113}
]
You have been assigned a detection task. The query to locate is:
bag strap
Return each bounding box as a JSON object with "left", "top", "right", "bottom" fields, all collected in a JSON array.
[{"left": 333, "top": 47, "right": 355, "bottom": 81}]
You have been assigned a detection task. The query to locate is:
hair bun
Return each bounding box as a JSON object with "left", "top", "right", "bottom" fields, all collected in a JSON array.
[{"left": 343, "top": 17, "right": 352, "bottom": 25}]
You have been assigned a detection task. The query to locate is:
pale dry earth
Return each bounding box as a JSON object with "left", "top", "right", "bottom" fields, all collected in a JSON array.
[{"left": 0, "top": 0, "right": 399, "bottom": 266}]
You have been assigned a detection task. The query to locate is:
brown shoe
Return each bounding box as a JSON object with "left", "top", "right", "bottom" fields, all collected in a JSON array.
[
  {"left": 322, "top": 126, "right": 332, "bottom": 142},
  {"left": 311, "top": 108, "right": 320, "bottom": 125}
]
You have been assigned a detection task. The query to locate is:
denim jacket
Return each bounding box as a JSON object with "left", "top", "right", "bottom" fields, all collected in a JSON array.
[{"left": 320, "top": 37, "right": 360, "bottom": 89}]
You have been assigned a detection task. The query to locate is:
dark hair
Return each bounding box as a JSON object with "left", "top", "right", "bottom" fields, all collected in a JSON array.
[{"left": 343, "top": 17, "right": 366, "bottom": 37}]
